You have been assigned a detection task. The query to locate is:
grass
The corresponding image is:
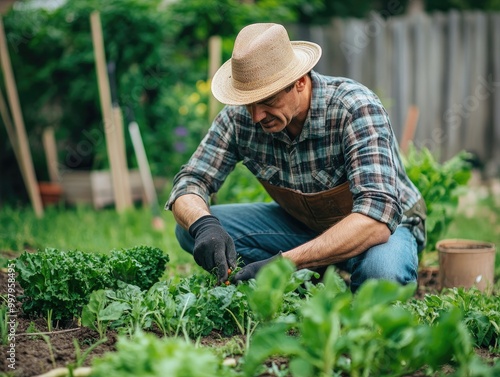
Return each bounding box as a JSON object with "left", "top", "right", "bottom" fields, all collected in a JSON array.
[{"left": 1, "top": 177, "right": 499, "bottom": 280}]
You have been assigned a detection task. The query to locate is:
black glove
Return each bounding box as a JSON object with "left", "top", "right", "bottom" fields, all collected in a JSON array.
[
  {"left": 189, "top": 215, "right": 237, "bottom": 283},
  {"left": 232, "top": 252, "right": 282, "bottom": 283}
]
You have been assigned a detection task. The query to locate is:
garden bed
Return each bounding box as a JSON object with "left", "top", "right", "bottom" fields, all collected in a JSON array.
[{"left": 1, "top": 251, "right": 498, "bottom": 377}]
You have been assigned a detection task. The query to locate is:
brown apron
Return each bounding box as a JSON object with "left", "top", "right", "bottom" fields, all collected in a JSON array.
[
  {"left": 259, "top": 180, "right": 353, "bottom": 233},
  {"left": 259, "top": 180, "right": 427, "bottom": 237}
]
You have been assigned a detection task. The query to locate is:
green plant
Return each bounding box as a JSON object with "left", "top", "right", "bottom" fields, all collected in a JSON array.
[
  {"left": 0, "top": 0, "right": 314, "bottom": 204},
  {"left": 0, "top": 304, "right": 8, "bottom": 345},
  {"left": 144, "top": 282, "right": 177, "bottom": 337},
  {"left": 46, "top": 309, "right": 53, "bottom": 332},
  {"left": 40, "top": 334, "right": 57, "bottom": 369},
  {"left": 216, "top": 162, "right": 272, "bottom": 204},
  {"left": 242, "top": 264, "right": 477, "bottom": 377},
  {"left": 107, "top": 246, "right": 169, "bottom": 291},
  {"left": 399, "top": 287, "right": 500, "bottom": 350},
  {"left": 0, "top": 205, "right": 189, "bottom": 270},
  {"left": 403, "top": 144, "right": 473, "bottom": 252},
  {"left": 90, "top": 330, "right": 235, "bottom": 377},
  {"left": 26, "top": 321, "right": 38, "bottom": 334},
  {"left": 81, "top": 289, "right": 129, "bottom": 339},
  {"left": 71, "top": 337, "right": 109, "bottom": 369},
  {"left": 15, "top": 246, "right": 168, "bottom": 320},
  {"left": 78, "top": 262, "right": 318, "bottom": 342}
]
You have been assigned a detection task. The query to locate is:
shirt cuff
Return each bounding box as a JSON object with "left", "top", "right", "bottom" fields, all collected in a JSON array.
[{"left": 352, "top": 193, "right": 402, "bottom": 233}]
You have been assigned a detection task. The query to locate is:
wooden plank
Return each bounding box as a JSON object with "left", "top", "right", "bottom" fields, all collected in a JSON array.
[
  {"left": 129, "top": 120, "right": 165, "bottom": 229},
  {"left": 42, "top": 127, "right": 60, "bottom": 182},
  {"left": 343, "top": 19, "right": 365, "bottom": 84},
  {"left": 0, "top": 16, "right": 43, "bottom": 217},
  {"left": 112, "top": 105, "right": 132, "bottom": 205},
  {"left": 208, "top": 35, "right": 221, "bottom": 122},
  {"left": 90, "top": 11, "right": 132, "bottom": 212},
  {"left": 400, "top": 105, "right": 420, "bottom": 155},
  {"left": 310, "top": 25, "right": 327, "bottom": 74},
  {"left": 489, "top": 13, "right": 500, "bottom": 176},
  {"left": 412, "top": 13, "right": 428, "bottom": 143},
  {"left": 372, "top": 12, "right": 389, "bottom": 104},
  {"left": 326, "top": 18, "right": 347, "bottom": 77},
  {"left": 391, "top": 17, "right": 410, "bottom": 141},
  {"left": 0, "top": 87, "right": 23, "bottom": 179},
  {"left": 128, "top": 121, "right": 157, "bottom": 206},
  {"left": 443, "top": 10, "right": 462, "bottom": 160},
  {"left": 463, "top": 12, "right": 488, "bottom": 161},
  {"left": 425, "top": 13, "right": 446, "bottom": 154}
]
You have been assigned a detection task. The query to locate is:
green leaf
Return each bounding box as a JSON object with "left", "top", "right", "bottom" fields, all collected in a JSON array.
[
  {"left": 243, "top": 322, "right": 300, "bottom": 376},
  {"left": 99, "top": 302, "right": 129, "bottom": 322},
  {"left": 353, "top": 279, "right": 416, "bottom": 313},
  {"left": 247, "top": 258, "right": 296, "bottom": 322}
]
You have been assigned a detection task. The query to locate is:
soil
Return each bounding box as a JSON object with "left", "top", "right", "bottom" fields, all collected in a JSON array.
[{"left": 0, "top": 252, "right": 496, "bottom": 377}]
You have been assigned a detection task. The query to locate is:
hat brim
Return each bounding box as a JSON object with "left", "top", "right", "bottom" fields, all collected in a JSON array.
[{"left": 211, "top": 41, "right": 322, "bottom": 106}]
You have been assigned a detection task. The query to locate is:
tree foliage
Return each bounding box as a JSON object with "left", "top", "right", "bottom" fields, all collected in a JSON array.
[{"left": 0, "top": 0, "right": 312, "bottom": 202}]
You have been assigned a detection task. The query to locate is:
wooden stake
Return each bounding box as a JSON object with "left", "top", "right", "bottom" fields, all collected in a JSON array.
[
  {"left": 111, "top": 105, "right": 132, "bottom": 205},
  {"left": 42, "top": 127, "right": 60, "bottom": 182},
  {"left": 90, "top": 11, "right": 132, "bottom": 211},
  {"left": 208, "top": 35, "right": 222, "bottom": 122},
  {"left": 400, "top": 105, "right": 420, "bottom": 155},
  {"left": 0, "top": 88, "right": 21, "bottom": 175},
  {"left": 129, "top": 120, "right": 164, "bottom": 230},
  {"left": 0, "top": 16, "right": 43, "bottom": 217}
]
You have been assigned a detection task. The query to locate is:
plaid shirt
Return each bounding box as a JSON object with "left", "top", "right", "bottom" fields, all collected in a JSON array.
[{"left": 167, "top": 71, "right": 423, "bottom": 235}]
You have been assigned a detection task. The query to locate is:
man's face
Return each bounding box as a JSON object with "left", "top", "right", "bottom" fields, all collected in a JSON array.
[{"left": 245, "top": 84, "right": 300, "bottom": 133}]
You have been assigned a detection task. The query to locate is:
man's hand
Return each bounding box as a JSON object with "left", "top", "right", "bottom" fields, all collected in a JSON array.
[
  {"left": 189, "top": 215, "right": 237, "bottom": 284},
  {"left": 232, "top": 252, "right": 282, "bottom": 283}
]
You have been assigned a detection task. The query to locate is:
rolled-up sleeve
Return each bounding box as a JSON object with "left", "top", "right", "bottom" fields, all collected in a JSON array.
[{"left": 342, "top": 102, "right": 402, "bottom": 233}]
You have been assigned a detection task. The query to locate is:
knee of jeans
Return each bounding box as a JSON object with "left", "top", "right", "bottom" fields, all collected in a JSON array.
[
  {"left": 175, "top": 224, "right": 194, "bottom": 254},
  {"left": 351, "top": 257, "right": 418, "bottom": 292}
]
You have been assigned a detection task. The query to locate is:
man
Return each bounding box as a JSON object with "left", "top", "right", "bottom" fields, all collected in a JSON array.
[{"left": 166, "top": 23, "right": 426, "bottom": 291}]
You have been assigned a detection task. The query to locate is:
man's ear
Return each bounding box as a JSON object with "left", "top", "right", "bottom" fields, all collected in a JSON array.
[{"left": 296, "top": 75, "right": 307, "bottom": 92}]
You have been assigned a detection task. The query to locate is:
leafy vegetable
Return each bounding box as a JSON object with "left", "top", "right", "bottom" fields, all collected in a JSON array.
[
  {"left": 108, "top": 246, "right": 169, "bottom": 291},
  {"left": 399, "top": 287, "right": 500, "bottom": 350},
  {"left": 79, "top": 260, "right": 319, "bottom": 339},
  {"left": 90, "top": 330, "right": 232, "bottom": 377},
  {"left": 403, "top": 144, "right": 473, "bottom": 252},
  {"left": 243, "top": 265, "right": 477, "bottom": 377},
  {"left": 81, "top": 289, "right": 129, "bottom": 339},
  {"left": 243, "top": 258, "right": 296, "bottom": 322},
  {"left": 15, "top": 246, "right": 169, "bottom": 320}
]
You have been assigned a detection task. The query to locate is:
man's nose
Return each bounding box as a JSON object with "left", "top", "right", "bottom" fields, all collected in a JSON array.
[{"left": 247, "top": 104, "right": 266, "bottom": 123}]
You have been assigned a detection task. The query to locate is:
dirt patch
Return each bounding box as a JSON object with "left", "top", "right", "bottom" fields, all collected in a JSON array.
[{"left": 0, "top": 255, "right": 496, "bottom": 377}]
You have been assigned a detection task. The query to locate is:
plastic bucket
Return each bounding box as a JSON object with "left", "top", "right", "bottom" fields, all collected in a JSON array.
[{"left": 437, "top": 239, "right": 496, "bottom": 292}]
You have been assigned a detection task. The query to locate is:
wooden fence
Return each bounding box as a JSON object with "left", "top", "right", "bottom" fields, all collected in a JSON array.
[{"left": 288, "top": 11, "right": 500, "bottom": 174}]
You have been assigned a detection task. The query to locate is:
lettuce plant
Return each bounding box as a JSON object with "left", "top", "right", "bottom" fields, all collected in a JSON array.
[{"left": 15, "top": 246, "right": 168, "bottom": 320}]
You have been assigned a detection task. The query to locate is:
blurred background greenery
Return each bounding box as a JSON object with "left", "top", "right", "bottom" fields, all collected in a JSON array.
[
  {"left": 0, "top": 0, "right": 498, "bottom": 283},
  {"left": 1, "top": 0, "right": 499, "bottom": 206}
]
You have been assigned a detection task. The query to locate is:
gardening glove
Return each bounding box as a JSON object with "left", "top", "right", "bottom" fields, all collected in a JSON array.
[
  {"left": 189, "top": 215, "right": 237, "bottom": 284},
  {"left": 232, "top": 252, "right": 283, "bottom": 283}
]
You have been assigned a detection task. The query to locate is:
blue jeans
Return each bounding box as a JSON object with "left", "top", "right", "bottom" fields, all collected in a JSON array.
[{"left": 175, "top": 202, "right": 419, "bottom": 292}]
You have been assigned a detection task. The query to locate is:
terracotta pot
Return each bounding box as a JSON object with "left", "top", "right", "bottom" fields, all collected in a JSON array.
[
  {"left": 437, "top": 239, "right": 496, "bottom": 293},
  {"left": 38, "top": 181, "right": 63, "bottom": 207}
]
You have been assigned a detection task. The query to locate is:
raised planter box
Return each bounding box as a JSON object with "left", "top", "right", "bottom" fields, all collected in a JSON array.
[{"left": 59, "top": 169, "right": 166, "bottom": 209}]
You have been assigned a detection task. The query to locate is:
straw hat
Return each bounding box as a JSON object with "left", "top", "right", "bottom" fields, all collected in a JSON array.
[{"left": 211, "top": 23, "right": 322, "bottom": 106}]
